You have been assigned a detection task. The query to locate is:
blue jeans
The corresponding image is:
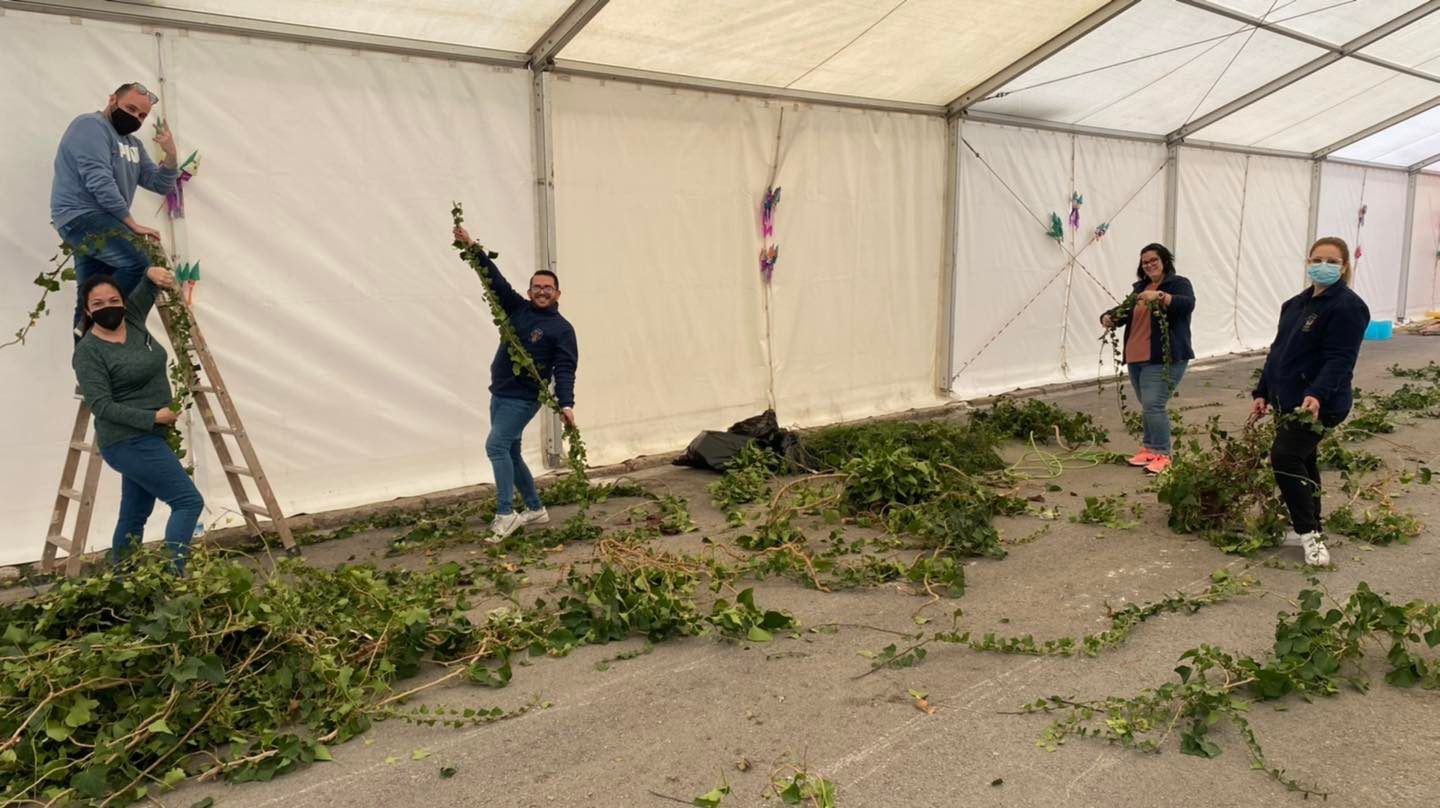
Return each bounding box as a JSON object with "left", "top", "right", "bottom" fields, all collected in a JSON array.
[
  {"left": 1128, "top": 361, "right": 1189, "bottom": 454},
  {"left": 56, "top": 212, "right": 150, "bottom": 332},
  {"left": 487, "top": 396, "right": 543, "bottom": 515},
  {"left": 100, "top": 433, "right": 204, "bottom": 571}
]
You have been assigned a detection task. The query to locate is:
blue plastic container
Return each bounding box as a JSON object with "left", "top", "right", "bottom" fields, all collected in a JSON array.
[{"left": 1364, "top": 320, "right": 1393, "bottom": 341}]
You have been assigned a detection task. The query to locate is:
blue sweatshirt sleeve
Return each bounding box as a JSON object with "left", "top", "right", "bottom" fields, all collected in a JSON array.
[
  {"left": 552, "top": 323, "right": 579, "bottom": 409},
  {"left": 1305, "top": 296, "right": 1369, "bottom": 407},
  {"left": 475, "top": 252, "right": 527, "bottom": 315},
  {"left": 1162, "top": 276, "right": 1195, "bottom": 317},
  {"left": 68, "top": 117, "right": 131, "bottom": 219},
  {"left": 137, "top": 146, "right": 179, "bottom": 196}
]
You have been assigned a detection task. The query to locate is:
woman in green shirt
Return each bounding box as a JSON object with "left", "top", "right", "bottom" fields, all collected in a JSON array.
[{"left": 73, "top": 268, "right": 203, "bottom": 571}]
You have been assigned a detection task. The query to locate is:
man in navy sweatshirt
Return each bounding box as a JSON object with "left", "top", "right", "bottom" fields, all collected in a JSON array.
[
  {"left": 453, "top": 224, "right": 579, "bottom": 540},
  {"left": 51, "top": 82, "right": 180, "bottom": 337}
]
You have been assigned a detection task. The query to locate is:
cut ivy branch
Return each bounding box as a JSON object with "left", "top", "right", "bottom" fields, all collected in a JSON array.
[{"left": 451, "top": 202, "right": 589, "bottom": 501}]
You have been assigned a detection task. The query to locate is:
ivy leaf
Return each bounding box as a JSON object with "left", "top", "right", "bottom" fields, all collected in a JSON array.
[
  {"left": 64, "top": 696, "right": 99, "bottom": 728},
  {"left": 412, "top": 748, "right": 431, "bottom": 760},
  {"left": 693, "top": 785, "right": 730, "bottom": 807},
  {"left": 440, "top": 765, "right": 458, "bottom": 779},
  {"left": 149, "top": 718, "right": 175, "bottom": 736},
  {"left": 71, "top": 765, "right": 112, "bottom": 799},
  {"left": 746, "top": 626, "right": 774, "bottom": 643},
  {"left": 190, "top": 799, "right": 215, "bottom": 808},
  {"left": 313, "top": 743, "right": 334, "bottom": 762},
  {"left": 44, "top": 719, "right": 72, "bottom": 742}
]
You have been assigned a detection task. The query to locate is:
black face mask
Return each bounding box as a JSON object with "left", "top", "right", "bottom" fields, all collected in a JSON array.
[
  {"left": 91, "top": 306, "right": 125, "bottom": 331},
  {"left": 109, "top": 108, "right": 141, "bottom": 136}
]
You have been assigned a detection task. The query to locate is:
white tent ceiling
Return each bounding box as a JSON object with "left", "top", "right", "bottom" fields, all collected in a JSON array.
[{"left": 23, "top": 0, "right": 1432, "bottom": 170}]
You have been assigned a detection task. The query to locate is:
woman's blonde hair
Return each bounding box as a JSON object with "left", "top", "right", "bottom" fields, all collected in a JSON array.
[{"left": 1308, "top": 236, "right": 1353, "bottom": 286}]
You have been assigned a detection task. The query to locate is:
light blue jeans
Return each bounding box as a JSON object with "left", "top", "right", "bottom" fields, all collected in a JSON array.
[
  {"left": 1128, "top": 361, "right": 1188, "bottom": 454},
  {"left": 100, "top": 433, "right": 204, "bottom": 572},
  {"left": 486, "top": 396, "right": 543, "bottom": 515}
]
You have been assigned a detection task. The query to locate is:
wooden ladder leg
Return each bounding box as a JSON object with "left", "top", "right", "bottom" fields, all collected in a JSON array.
[
  {"left": 67, "top": 448, "right": 106, "bottom": 577},
  {"left": 43, "top": 402, "right": 91, "bottom": 573},
  {"left": 159, "top": 298, "right": 299, "bottom": 555}
]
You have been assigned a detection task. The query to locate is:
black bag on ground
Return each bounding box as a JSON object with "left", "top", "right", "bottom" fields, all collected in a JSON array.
[{"left": 674, "top": 409, "right": 799, "bottom": 471}]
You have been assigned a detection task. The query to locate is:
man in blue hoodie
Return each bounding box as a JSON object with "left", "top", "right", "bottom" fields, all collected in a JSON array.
[
  {"left": 51, "top": 82, "right": 180, "bottom": 337},
  {"left": 453, "top": 224, "right": 579, "bottom": 540}
]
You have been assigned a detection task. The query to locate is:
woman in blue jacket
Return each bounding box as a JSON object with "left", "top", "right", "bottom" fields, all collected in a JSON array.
[
  {"left": 1251, "top": 237, "right": 1369, "bottom": 566},
  {"left": 1100, "top": 243, "right": 1196, "bottom": 474}
]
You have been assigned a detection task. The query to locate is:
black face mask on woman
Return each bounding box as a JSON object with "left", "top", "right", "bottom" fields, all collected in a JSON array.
[
  {"left": 109, "top": 108, "right": 141, "bottom": 136},
  {"left": 91, "top": 306, "right": 126, "bottom": 331}
]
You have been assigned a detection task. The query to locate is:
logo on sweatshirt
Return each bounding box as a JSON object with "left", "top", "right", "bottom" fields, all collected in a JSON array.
[
  {"left": 1301, "top": 314, "right": 1319, "bottom": 332},
  {"left": 529, "top": 328, "right": 543, "bottom": 344},
  {"left": 118, "top": 142, "right": 140, "bottom": 163}
]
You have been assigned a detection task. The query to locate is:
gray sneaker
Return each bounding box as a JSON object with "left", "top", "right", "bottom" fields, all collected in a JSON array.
[
  {"left": 486, "top": 512, "right": 523, "bottom": 543},
  {"left": 1299, "top": 531, "right": 1330, "bottom": 566},
  {"left": 518, "top": 507, "right": 550, "bottom": 526}
]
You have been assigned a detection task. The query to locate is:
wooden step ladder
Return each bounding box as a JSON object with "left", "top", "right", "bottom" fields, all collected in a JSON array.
[{"left": 42, "top": 292, "right": 298, "bottom": 575}]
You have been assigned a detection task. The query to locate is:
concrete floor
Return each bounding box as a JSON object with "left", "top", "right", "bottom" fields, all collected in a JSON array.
[{"left": 151, "top": 336, "right": 1440, "bottom": 807}]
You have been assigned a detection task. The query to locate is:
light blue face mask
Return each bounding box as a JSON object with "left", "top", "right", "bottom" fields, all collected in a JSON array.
[{"left": 1307, "top": 260, "right": 1342, "bottom": 286}]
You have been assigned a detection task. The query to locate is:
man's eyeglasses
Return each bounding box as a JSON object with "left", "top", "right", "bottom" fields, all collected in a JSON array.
[
  {"left": 529, "top": 285, "right": 558, "bottom": 294},
  {"left": 122, "top": 82, "right": 159, "bottom": 103}
]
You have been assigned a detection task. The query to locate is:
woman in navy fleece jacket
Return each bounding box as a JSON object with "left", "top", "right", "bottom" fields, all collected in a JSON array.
[{"left": 1251, "top": 236, "right": 1369, "bottom": 566}]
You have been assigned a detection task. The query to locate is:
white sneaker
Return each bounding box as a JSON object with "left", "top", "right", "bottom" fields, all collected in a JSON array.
[
  {"left": 1299, "top": 531, "right": 1330, "bottom": 566},
  {"left": 1281, "top": 530, "right": 1305, "bottom": 547},
  {"left": 486, "top": 512, "right": 523, "bottom": 543},
  {"left": 518, "top": 507, "right": 550, "bottom": 526}
]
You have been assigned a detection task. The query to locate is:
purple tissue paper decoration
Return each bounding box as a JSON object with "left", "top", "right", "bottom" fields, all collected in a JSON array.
[
  {"left": 762, "top": 186, "right": 782, "bottom": 238},
  {"left": 162, "top": 150, "right": 200, "bottom": 219},
  {"left": 759, "top": 245, "right": 779, "bottom": 283},
  {"left": 1093, "top": 222, "right": 1110, "bottom": 241},
  {"left": 760, "top": 186, "right": 782, "bottom": 283},
  {"left": 1068, "top": 192, "right": 1083, "bottom": 230}
]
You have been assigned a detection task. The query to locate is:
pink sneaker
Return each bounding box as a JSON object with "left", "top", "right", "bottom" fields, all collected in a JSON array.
[
  {"left": 1144, "top": 454, "right": 1173, "bottom": 474},
  {"left": 1127, "top": 449, "right": 1158, "bottom": 467}
]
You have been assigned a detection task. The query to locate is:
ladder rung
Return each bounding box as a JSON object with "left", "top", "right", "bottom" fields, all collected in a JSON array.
[
  {"left": 46, "top": 535, "right": 72, "bottom": 552},
  {"left": 192, "top": 385, "right": 218, "bottom": 394},
  {"left": 69, "top": 441, "right": 97, "bottom": 453},
  {"left": 221, "top": 463, "right": 255, "bottom": 477},
  {"left": 240, "top": 503, "right": 271, "bottom": 518},
  {"left": 208, "top": 425, "right": 241, "bottom": 435},
  {"left": 58, "top": 488, "right": 82, "bottom": 502}
]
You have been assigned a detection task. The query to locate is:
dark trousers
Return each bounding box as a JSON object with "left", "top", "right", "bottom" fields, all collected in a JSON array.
[{"left": 1270, "top": 417, "right": 1336, "bottom": 534}]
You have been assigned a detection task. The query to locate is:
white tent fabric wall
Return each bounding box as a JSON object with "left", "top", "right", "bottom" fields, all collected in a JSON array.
[
  {"left": 768, "top": 105, "right": 947, "bottom": 427},
  {"left": 1317, "top": 162, "right": 1411, "bottom": 321},
  {"left": 549, "top": 77, "right": 774, "bottom": 464},
  {"left": 0, "top": 11, "right": 538, "bottom": 566},
  {"left": 949, "top": 121, "right": 1165, "bottom": 399},
  {"left": 1174, "top": 148, "right": 1313, "bottom": 358},
  {"left": 1407, "top": 173, "right": 1440, "bottom": 319},
  {"left": 0, "top": 11, "right": 172, "bottom": 567}
]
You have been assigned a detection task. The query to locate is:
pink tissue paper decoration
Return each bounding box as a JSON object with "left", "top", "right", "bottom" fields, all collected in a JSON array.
[
  {"left": 1068, "top": 192, "right": 1083, "bottom": 230},
  {"left": 1355, "top": 244, "right": 1363, "bottom": 260}
]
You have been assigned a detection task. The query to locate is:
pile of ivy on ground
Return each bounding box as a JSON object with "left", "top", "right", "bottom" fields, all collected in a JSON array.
[
  {"left": 0, "top": 534, "right": 794, "bottom": 805},
  {"left": 700, "top": 396, "right": 1114, "bottom": 599},
  {"left": 1156, "top": 361, "right": 1437, "bottom": 555}
]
